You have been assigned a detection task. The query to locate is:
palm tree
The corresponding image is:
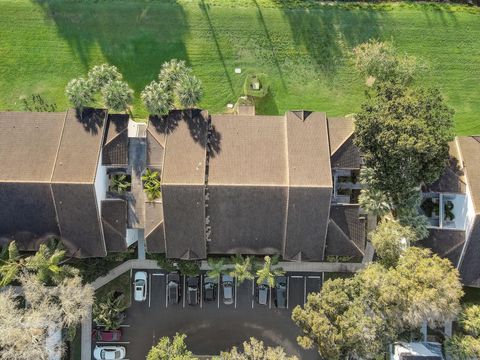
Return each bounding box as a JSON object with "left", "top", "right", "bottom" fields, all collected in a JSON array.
[
  {"left": 65, "top": 77, "right": 94, "bottom": 112},
  {"left": 93, "top": 291, "right": 127, "bottom": 330},
  {"left": 25, "top": 243, "right": 76, "bottom": 285},
  {"left": 87, "top": 63, "right": 122, "bottom": 92},
  {"left": 206, "top": 258, "right": 224, "bottom": 281},
  {"left": 229, "top": 255, "right": 254, "bottom": 285},
  {"left": 159, "top": 59, "right": 192, "bottom": 91},
  {"left": 256, "top": 255, "right": 285, "bottom": 288},
  {"left": 175, "top": 74, "right": 203, "bottom": 111},
  {"left": 102, "top": 80, "right": 134, "bottom": 114},
  {"left": 141, "top": 80, "right": 173, "bottom": 117},
  {"left": 0, "top": 241, "right": 23, "bottom": 287}
]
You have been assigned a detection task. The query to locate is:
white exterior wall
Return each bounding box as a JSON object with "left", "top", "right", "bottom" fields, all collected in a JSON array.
[
  {"left": 465, "top": 186, "right": 477, "bottom": 238},
  {"left": 94, "top": 150, "right": 108, "bottom": 214},
  {"left": 126, "top": 228, "right": 139, "bottom": 246}
]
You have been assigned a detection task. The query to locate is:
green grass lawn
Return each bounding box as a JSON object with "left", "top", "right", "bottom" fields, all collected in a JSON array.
[
  {"left": 0, "top": 0, "right": 479, "bottom": 134},
  {"left": 95, "top": 270, "right": 132, "bottom": 309}
]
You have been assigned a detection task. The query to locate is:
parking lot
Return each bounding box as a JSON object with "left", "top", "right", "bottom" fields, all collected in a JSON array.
[{"left": 93, "top": 270, "right": 323, "bottom": 360}]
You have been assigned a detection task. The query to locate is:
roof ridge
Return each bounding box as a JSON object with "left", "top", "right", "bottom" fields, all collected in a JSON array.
[
  {"left": 102, "top": 217, "right": 124, "bottom": 239},
  {"left": 147, "top": 127, "right": 166, "bottom": 149},
  {"left": 145, "top": 217, "right": 164, "bottom": 238},
  {"left": 50, "top": 110, "right": 69, "bottom": 182},
  {"left": 329, "top": 219, "right": 365, "bottom": 255},
  {"left": 104, "top": 127, "right": 127, "bottom": 147}
]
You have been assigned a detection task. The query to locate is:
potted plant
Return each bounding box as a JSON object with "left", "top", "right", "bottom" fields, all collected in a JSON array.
[
  {"left": 109, "top": 174, "right": 131, "bottom": 194},
  {"left": 444, "top": 200, "right": 455, "bottom": 221},
  {"left": 141, "top": 168, "right": 161, "bottom": 201}
]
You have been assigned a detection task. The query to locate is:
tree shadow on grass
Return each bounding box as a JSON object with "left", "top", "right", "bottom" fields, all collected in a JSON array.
[
  {"left": 271, "top": 1, "right": 389, "bottom": 78},
  {"left": 31, "top": 0, "right": 190, "bottom": 101}
]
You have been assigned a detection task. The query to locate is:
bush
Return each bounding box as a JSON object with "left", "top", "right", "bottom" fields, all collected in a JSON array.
[{"left": 243, "top": 73, "right": 269, "bottom": 98}]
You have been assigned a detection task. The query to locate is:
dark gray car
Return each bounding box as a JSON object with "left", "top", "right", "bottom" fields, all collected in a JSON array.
[
  {"left": 257, "top": 279, "right": 269, "bottom": 306},
  {"left": 203, "top": 276, "right": 217, "bottom": 302},
  {"left": 187, "top": 276, "right": 199, "bottom": 306},
  {"left": 167, "top": 273, "right": 181, "bottom": 304},
  {"left": 275, "top": 276, "right": 287, "bottom": 308}
]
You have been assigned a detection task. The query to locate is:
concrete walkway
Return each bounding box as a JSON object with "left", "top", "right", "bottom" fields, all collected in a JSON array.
[{"left": 82, "top": 259, "right": 364, "bottom": 359}]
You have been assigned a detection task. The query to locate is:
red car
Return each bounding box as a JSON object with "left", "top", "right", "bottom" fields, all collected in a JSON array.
[{"left": 92, "top": 329, "right": 122, "bottom": 342}]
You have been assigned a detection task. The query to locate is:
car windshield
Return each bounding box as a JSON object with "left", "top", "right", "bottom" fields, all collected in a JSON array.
[
  {"left": 224, "top": 281, "right": 232, "bottom": 288},
  {"left": 135, "top": 279, "right": 145, "bottom": 285}
]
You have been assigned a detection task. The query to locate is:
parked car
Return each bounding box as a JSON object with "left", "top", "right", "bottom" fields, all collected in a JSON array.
[
  {"left": 134, "top": 271, "right": 147, "bottom": 302},
  {"left": 222, "top": 274, "right": 234, "bottom": 305},
  {"left": 275, "top": 276, "right": 287, "bottom": 308},
  {"left": 257, "top": 279, "right": 269, "bottom": 305},
  {"left": 168, "top": 272, "right": 181, "bottom": 304},
  {"left": 93, "top": 346, "right": 126, "bottom": 360},
  {"left": 92, "top": 329, "right": 122, "bottom": 342},
  {"left": 203, "top": 276, "right": 217, "bottom": 302},
  {"left": 187, "top": 276, "right": 200, "bottom": 306}
]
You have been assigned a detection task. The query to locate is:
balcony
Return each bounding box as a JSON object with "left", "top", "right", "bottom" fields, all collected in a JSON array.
[{"left": 420, "top": 192, "right": 467, "bottom": 230}]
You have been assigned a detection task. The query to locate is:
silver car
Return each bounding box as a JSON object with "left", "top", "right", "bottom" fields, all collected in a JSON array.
[
  {"left": 257, "top": 279, "right": 269, "bottom": 305},
  {"left": 93, "top": 346, "right": 126, "bottom": 360},
  {"left": 222, "top": 274, "right": 234, "bottom": 305}
]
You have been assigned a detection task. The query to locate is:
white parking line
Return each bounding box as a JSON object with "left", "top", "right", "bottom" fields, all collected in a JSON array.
[
  {"left": 286, "top": 277, "right": 290, "bottom": 309},
  {"left": 291, "top": 275, "right": 303, "bottom": 279},
  {"left": 96, "top": 341, "right": 130, "bottom": 345},
  {"left": 183, "top": 276, "right": 186, "bottom": 308},
  {"left": 308, "top": 275, "right": 321, "bottom": 279},
  {"left": 217, "top": 277, "right": 220, "bottom": 309},
  {"left": 303, "top": 276, "right": 307, "bottom": 305},
  {"left": 152, "top": 273, "right": 164, "bottom": 277},
  {"left": 234, "top": 277, "right": 237, "bottom": 309},
  {"left": 119, "top": 324, "right": 130, "bottom": 328},
  {"left": 269, "top": 285, "right": 272, "bottom": 309},
  {"left": 148, "top": 273, "right": 152, "bottom": 308},
  {"left": 251, "top": 280, "right": 254, "bottom": 309},
  {"left": 200, "top": 275, "right": 203, "bottom": 309},
  {"left": 165, "top": 274, "right": 169, "bottom": 308}
]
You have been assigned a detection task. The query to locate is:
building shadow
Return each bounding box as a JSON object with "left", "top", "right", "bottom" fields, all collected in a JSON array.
[{"left": 75, "top": 107, "right": 105, "bottom": 135}]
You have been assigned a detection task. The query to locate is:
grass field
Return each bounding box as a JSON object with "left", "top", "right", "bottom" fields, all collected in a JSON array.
[{"left": 0, "top": 0, "right": 479, "bottom": 134}]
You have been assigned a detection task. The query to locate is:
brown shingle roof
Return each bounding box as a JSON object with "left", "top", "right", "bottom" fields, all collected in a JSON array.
[
  {"left": 286, "top": 111, "right": 332, "bottom": 187},
  {"left": 331, "top": 137, "right": 362, "bottom": 169},
  {"left": 101, "top": 200, "right": 127, "bottom": 253},
  {"left": 52, "top": 109, "right": 106, "bottom": 183},
  {"left": 102, "top": 114, "right": 128, "bottom": 166},
  {"left": 209, "top": 114, "right": 287, "bottom": 186},
  {"left": 327, "top": 117, "right": 355, "bottom": 155},
  {"left": 0, "top": 112, "right": 65, "bottom": 182},
  {"left": 162, "top": 111, "right": 207, "bottom": 186}
]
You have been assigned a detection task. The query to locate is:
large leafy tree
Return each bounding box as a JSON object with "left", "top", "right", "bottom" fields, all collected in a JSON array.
[
  {"left": 0, "top": 272, "right": 93, "bottom": 360},
  {"left": 370, "top": 219, "right": 415, "bottom": 268},
  {"left": 293, "top": 248, "right": 463, "bottom": 359},
  {"left": 256, "top": 255, "right": 285, "bottom": 287},
  {"left": 215, "top": 337, "right": 298, "bottom": 360},
  {"left": 354, "top": 81, "right": 454, "bottom": 206},
  {"left": 146, "top": 333, "right": 197, "bottom": 360},
  {"left": 102, "top": 79, "right": 134, "bottom": 113},
  {"left": 445, "top": 305, "right": 480, "bottom": 360},
  {"left": 353, "top": 40, "right": 423, "bottom": 86},
  {"left": 65, "top": 77, "right": 94, "bottom": 111}
]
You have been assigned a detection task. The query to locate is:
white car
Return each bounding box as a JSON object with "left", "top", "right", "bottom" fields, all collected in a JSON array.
[
  {"left": 93, "top": 346, "right": 126, "bottom": 360},
  {"left": 134, "top": 271, "right": 147, "bottom": 302}
]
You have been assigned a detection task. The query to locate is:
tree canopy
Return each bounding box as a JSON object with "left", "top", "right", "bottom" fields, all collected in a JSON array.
[
  {"left": 354, "top": 81, "right": 454, "bottom": 207},
  {"left": 292, "top": 247, "right": 463, "bottom": 359},
  {"left": 141, "top": 80, "right": 173, "bottom": 116},
  {"left": 445, "top": 305, "right": 480, "bottom": 360},
  {"left": 146, "top": 333, "right": 197, "bottom": 360},
  {"left": 215, "top": 337, "right": 298, "bottom": 360},
  {"left": 65, "top": 77, "right": 94, "bottom": 111},
  {"left": 102, "top": 79, "right": 134, "bottom": 112},
  {"left": 175, "top": 74, "right": 203, "bottom": 109}
]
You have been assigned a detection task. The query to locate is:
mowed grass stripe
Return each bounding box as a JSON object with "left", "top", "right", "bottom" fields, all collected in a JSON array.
[{"left": 0, "top": 0, "right": 478, "bottom": 134}]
